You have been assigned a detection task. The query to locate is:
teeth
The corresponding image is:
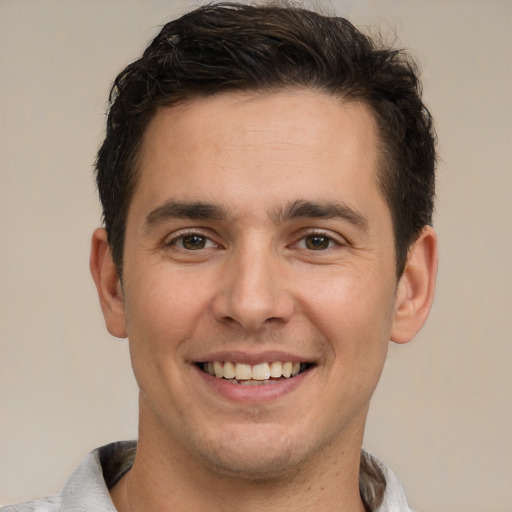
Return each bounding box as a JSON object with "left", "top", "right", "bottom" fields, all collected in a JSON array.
[
  {"left": 223, "top": 361, "right": 235, "bottom": 379},
  {"left": 202, "top": 360, "right": 306, "bottom": 381},
  {"left": 213, "top": 361, "right": 223, "bottom": 378},
  {"left": 239, "top": 379, "right": 273, "bottom": 386},
  {"left": 235, "top": 363, "right": 252, "bottom": 380},
  {"left": 270, "top": 361, "right": 282, "bottom": 378},
  {"left": 251, "top": 362, "right": 271, "bottom": 380},
  {"left": 282, "top": 361, "right": 293, "bottom": 378}
]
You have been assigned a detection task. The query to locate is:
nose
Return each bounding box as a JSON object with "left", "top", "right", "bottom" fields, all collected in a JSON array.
[{"left": 212, "top": 244, "right": 294, "bottom": 332}]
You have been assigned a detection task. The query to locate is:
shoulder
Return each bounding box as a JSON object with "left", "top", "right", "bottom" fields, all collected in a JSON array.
[
  {"left": 1, "top": 441, "right": 136, "bottom": 512},
  {"left": 1, "top": 494, "right": 61, "bottom": 511},
  {"left": 360, "top": 450, "right": 412, "bottom": 512}
]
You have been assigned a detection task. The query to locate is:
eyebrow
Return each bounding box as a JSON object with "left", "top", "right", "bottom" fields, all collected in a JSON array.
[
  {"left": 144, "top": 198, "right": 368, "bottom": 232},
  {"left": 271, "top": 199, "right": 369, "bottom": 231},
  {"left": 144, "top": 200, "right": 228, "bottom": 232}
]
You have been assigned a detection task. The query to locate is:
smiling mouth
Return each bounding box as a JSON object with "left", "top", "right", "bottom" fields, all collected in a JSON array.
[{"left": 198, "top": 361, "right": 313, "bottom": 386}]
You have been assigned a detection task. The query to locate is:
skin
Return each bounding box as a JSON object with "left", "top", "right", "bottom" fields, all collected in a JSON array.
[{"left": 91, "top": 90, "right": 437, "bottom": 511}]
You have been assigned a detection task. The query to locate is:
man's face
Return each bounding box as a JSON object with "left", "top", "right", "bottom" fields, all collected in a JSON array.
[{"left": 119, "top": 90, "right": 401, "bottom": 477}]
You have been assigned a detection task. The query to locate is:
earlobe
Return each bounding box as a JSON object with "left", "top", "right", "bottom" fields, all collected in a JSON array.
[
  {"left": 390, "top": 226, "right": 438, "bottom": 344},
  {"left": 89, "top": 228, "right": 128, "bottom": 338}
]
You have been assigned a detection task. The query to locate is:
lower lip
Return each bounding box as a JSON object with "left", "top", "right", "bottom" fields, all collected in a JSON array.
[{"left": 194, "top": 365, "right": 310, "bottom": 403}]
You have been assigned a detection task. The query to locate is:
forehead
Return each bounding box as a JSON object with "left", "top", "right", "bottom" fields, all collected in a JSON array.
[{"left": 130, "top": 90, "right": 387, "bottom": 225}]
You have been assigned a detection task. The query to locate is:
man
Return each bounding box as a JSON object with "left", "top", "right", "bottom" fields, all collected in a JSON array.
[{"left": 3, "top": 2, "right": 437, "bottom": 511}]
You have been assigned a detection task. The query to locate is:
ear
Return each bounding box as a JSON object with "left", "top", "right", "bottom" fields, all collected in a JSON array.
[
  {"left": 89, "top": 228, "right": 127, "bottom": 338},
  {"left": 391, "top": 226, "right": 438, "bottom": 344}
]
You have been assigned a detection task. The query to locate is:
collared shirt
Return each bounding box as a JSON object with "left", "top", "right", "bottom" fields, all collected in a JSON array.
[{"left": 1, "top": 441, "right": 412, "bottom": 511}]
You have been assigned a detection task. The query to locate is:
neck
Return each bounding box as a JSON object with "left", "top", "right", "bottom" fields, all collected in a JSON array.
[
  {"left": 110, "top": 397, "right": 369, "bottom": 512},
  {"left": 112, "top": 437, "right": 366, "bottom": 512}
]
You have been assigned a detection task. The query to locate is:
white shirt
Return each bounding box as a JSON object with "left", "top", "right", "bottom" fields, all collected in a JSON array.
[{"left": 1, "top": 441, "right": 411, "bottom": 511}]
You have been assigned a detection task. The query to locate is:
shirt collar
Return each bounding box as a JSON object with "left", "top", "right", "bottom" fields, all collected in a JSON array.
[{"left": 56, "top": 441, "right": 410, "bottom": 512}]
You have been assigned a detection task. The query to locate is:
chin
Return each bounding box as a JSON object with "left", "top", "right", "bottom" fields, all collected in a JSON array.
[
  {"left": 190, "top": 425, "right": 321, "bottom": 481},
  {"left": 203, "top": 447, "right": 305, "bottom": 481}
]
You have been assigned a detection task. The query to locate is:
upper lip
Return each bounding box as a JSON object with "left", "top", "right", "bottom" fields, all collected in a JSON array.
[{"left": 192, "top": 350, "right": 315, "bottom": 365}]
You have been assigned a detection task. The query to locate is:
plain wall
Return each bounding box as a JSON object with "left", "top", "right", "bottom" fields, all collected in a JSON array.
[{"left": 1, "top": 1, "right": 511, "bottom": 510}]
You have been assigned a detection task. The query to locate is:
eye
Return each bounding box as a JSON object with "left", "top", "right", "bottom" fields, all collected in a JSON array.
[
  {"left": 298, "top": 234, "right": 337, "bottom": 250},
  {"left": 170, "top": 233, "right": 217, "bottom": 250}
]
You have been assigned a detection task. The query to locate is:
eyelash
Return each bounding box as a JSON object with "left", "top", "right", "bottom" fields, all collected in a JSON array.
[
  {"left": 166, "top": 230, "right": 219, "bottom": 251},
  {"left": 295, "top": 234, "right": 338, "bottom": 251},
  {"left": 165, "top": 229, "right": 343, "bottom": 252},
  {"left": 292, "top": 229, "right": 345, "bottom": 252}
]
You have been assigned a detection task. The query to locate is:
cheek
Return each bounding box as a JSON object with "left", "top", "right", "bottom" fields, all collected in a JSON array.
[
  {"left": 122, "top": 267, "right": 215, "bottom": 380},
  {"left": 125, "top": 261, "right": 211, "bottom": 328},
  {"left": 299, "top": 268, "right": 395, "bottom": 360},
  {"left": 122, "top": 274, "right": 200, "bottom": 401}
]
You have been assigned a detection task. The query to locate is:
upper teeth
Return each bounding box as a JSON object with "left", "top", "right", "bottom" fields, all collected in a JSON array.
[{"left": 204, "top": 361, "right": 302, "bottom": 380}]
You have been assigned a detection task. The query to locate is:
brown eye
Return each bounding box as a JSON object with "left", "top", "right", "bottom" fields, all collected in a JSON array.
[
  {"left": 179, "top": 234, "right": 210, "bottom": 250},
  {"left": 304, "top": 235, "right": 331, "bottom": 250}
]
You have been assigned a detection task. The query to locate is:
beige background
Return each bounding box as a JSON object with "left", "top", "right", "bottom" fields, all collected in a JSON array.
[{"left": 1, "top": 1, "right": 511, "bottom": 510}]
